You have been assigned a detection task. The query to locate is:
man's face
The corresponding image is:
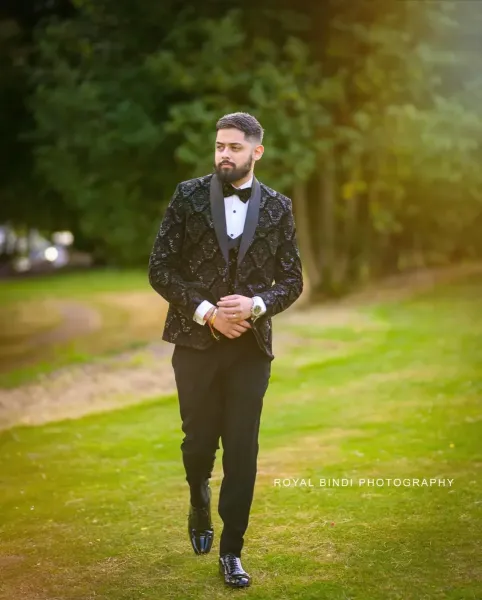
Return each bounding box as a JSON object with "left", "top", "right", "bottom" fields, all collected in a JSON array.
[{"left": 214, "top": 127, "right": 263, "bottom": 183}]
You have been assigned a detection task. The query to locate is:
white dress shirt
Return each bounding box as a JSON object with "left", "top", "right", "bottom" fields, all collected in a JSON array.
[{"left": 193, "top": 175, "right": 266, "bottom": 325}]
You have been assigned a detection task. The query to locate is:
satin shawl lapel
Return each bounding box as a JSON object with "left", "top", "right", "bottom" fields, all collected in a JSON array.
[
  {"left": 210, "top": 174, "right": 229, "bottom": 264},
  {"left": 238, "top": 176, "right": 261, "bottom": 266}
]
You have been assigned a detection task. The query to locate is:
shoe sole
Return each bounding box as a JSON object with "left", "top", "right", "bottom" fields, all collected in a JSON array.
[{"left": 223, "top": 580, "right": 251, "bottom": 589}]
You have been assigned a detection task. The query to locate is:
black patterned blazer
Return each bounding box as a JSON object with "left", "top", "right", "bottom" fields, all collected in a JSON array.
[{"left": 148, "top": 173, "right": 303, "bottom": 360}]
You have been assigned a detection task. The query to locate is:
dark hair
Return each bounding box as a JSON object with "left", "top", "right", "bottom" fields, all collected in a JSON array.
[{"left": 216, "top": 112, "right": 264, "bottom": 144}]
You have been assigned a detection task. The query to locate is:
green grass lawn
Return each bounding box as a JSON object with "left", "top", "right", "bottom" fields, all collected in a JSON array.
[
  {"left": 0, "top": 269, "right": 149, "bottom": 306},
  {"left": 1, "top": 275, "right": 481, "bottom": 599}
]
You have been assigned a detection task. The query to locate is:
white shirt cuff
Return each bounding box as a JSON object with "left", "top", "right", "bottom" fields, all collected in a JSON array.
[
  {"left": 252, "top": 296, "right": 267, "bottom": 317},
  {"left": 194, "top": 300, "right": 215, "bottom": 325}
]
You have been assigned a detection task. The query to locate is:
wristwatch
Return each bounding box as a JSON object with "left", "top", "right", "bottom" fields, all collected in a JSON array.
[{"left": 251, "top": 296, "right": 264, "bottom": 321}]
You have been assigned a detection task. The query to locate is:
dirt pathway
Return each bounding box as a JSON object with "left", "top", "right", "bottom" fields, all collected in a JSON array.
[
  {"left": 1, "top": 262, "right": 480, "bottom": 431},
  {"left": 34, "top": 301, "right": 102, "bottom": 345},
  {"left": 0, "top": 300, "right": 102, "bottom": 374},
  {"left": 0, "top": 340, "right": 175, "bottom": 430}
]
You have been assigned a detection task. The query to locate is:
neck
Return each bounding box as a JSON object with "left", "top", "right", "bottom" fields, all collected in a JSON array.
[{"left": 232, "top": 171, "right": 253, "bottom": 188}]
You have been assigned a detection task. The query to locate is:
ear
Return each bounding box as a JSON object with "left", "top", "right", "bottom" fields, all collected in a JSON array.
[{"left": 253, "top": 144, "right": 264, "bottom": 161}]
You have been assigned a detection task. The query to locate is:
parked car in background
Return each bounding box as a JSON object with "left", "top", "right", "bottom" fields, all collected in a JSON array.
[{"left": 0, "top": 225, "right": 93, "bottom": 277}]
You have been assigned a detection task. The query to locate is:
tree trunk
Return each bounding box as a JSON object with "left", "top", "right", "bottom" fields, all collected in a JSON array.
[
  {"left": 342, "top": 195, "right": 360, "bottom": 285},
  {"left": 318, "top": 151, "right": 336, "bottom": 292},
  {"left": 336, "top": 166, "right": 359, "bottom": 291},
  {"left": 351, "top": 191, "right": 371, "bottom": 283},
  {"left": 293, "top": 180, "right": 321, "bottom": 299}
]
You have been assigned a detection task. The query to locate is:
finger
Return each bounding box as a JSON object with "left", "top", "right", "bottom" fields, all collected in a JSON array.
[
  {"left": 239, "top": 320, "right": 251, "bottom": 328},
  {"left": 233, "top": 324, "right": 251, "bottom": 334},
  {"left": 231, "top": 313, "right": 249, "bottom": 323},
  {"left": 220, "top": 295, "right": 239, "bottom": 300},
  {"left": 223, "top": 309, "right": 241, "bottom": 317},
  {"left": 217, "top": 300, "right": 239, "bottom": 308}
]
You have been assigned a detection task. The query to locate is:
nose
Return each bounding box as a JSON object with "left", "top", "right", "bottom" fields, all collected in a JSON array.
[{"left": 219, "top": 151, "right": 232, "bottom": 162}]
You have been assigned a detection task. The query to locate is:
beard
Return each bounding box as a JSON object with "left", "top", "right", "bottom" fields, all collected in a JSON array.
[{"left": 213, "top": 155, "right": 254, "bottom": 184}]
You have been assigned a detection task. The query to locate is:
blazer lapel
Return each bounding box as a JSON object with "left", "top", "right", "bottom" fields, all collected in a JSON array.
[
  {"left": 210, "top": 174, "right": 229, "bottom": 264},
  {"left": 237, "top": 176, "right": 261, "bottom": 266}
]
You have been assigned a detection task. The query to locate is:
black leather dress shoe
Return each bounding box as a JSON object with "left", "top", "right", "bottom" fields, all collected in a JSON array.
[
  {"left": 188, "top": 485, "right": 213, "bottom": 555},
  {"left": 219, "top": 553, "right": 251, "bottom": 588}
]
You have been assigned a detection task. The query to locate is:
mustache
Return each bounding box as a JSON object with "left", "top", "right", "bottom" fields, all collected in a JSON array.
[{"left": 219, "top": 161, "right": 235, "bottom": 167}]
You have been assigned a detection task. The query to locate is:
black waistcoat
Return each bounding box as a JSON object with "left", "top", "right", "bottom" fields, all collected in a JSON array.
[{"left": 227, "top": 233, "right": 242, "bottom": 294}]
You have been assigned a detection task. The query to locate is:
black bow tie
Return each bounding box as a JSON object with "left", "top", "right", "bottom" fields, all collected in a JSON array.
[{"left": 222, "top": 182, "right": 252, "bottom": 203}]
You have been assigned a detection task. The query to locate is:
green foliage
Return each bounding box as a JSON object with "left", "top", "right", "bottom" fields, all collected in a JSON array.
[
  {"left": 146, "top": 12, "right": 331, "bottom": 189},
  {"left": 11, "top": 0, "right": 482, "bottom": 277},
  {"left": 305, "top": 0, "right": 482, "bottom": 288}
]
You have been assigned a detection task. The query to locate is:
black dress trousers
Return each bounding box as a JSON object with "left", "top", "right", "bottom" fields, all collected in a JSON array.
[{"left": 171, "top": 327, "right": 271, "bottom": 557}]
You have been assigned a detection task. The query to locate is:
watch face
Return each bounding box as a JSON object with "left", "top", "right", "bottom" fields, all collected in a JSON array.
[{"left": 253, "top": 305, "right": 262, "bottom": 315}]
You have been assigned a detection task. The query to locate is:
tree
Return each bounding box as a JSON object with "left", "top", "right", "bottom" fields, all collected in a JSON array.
[{"left": 26, "top": 0, "right": 482, "bottom": 288}]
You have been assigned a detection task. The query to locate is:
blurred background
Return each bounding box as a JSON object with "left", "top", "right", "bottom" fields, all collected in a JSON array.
[
  {"left": 1, "top": 0, "right": 482, "bottom": 382},
  {"left": 1, "top": 4, "right": 482, "bottom": 597},
  {"left": 2, "top": 0, "right": 482, "bottom": 281}
]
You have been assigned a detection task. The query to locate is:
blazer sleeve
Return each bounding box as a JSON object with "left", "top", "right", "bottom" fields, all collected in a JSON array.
[
  {"left": 148, "top": 184, "right": 207, "bottom": 320},
  {"left": 256, "top": 198, "right": 303, "bottom": 318}
]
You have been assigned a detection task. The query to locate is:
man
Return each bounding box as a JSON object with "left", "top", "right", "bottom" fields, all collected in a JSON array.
[{"left": 148, "top": 112, "right": 303, "bottom": 588}]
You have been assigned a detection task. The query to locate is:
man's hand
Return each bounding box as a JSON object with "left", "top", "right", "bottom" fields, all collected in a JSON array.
[
  {"left": 216, "top": 295, "right": 253, "bottom": 322},
  {"left": 207, "top": 307, "right": 251, "bottom": 339}
]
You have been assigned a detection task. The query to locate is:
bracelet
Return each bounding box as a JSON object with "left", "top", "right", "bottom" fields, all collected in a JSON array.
[
  {"left": 209, "top": 307, "right": 217, "bottom": 329},
  {"left": 208, "top": 308, "right": 220, "bottom": 341},
  {"left": 209, "top": 320, "right": 220, "bottom": 340},
  {"left": 203, "top": 307, "right": 215, "bottom": 325}
]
